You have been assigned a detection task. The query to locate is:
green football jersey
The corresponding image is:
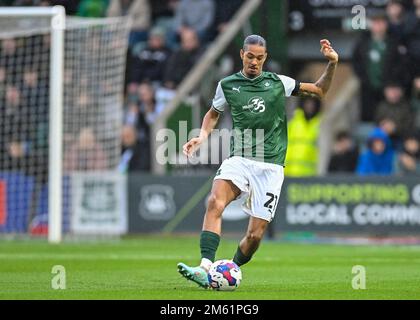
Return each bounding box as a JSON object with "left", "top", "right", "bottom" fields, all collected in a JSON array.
[{"left": 212, "top": 71, "right": 297, "bottom": 166}]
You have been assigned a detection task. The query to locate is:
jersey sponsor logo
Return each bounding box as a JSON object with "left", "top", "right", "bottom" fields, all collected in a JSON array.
[
  {"left": 232, "top": 86, "right": 241, "bottom": 93},
  {"left": 242, "top": 96, "right": 266, "bottom": 113}
]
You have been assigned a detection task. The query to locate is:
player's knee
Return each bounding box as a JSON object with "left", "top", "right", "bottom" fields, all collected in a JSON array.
[{"left": 207, "top": 194, "right": 226, "bottom": 215}]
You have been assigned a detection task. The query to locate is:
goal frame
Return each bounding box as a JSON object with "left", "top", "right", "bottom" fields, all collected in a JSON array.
[{"left": 0, "top": 6, "right": 65, "bottom": 243}]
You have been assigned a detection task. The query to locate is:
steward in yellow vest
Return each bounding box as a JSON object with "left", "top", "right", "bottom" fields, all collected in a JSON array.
[{"left": 285, "top": 97, "right": 321, "bottom": 177}]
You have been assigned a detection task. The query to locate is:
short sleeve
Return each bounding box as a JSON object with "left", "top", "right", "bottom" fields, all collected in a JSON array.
[
  {"left": 212, "top": 81, "right": 227, "bottom": 113},
  {"left": 277, "top": 75, "right": 298, "bottom": 97}
]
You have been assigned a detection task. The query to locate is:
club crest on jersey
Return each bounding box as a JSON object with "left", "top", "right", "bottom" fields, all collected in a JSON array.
[{"left": 242, "top": 96, "right": 266, "bottom": 113}]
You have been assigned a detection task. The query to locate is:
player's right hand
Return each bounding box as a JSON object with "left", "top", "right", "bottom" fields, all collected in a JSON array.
[
  {"left": 320, "top": 39, "right": 339, "bottom": 63},
  {"left": 183, "top": 137, "right": 203, "bottom": 157}
]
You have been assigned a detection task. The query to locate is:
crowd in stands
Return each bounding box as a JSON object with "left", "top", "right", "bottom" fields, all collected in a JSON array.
[
  {"left": 349, "top": 0, "right": 420, "bottom": 176},
  {"left": 1, "top": 0, "right": 419, "bottom": 177},
  {"left": 287, "top": 0, "right": 420, "bottom": 177},
  {"left": 0, "top": 0, "right": 244, "bottom": 175},
  {"left": 0, "top": 34, "right": 49, "bottom": 181}
]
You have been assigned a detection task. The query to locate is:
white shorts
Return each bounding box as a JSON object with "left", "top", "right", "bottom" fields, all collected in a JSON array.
[{"left": 214, "top": 156, "right": 285, "bottom": 222}]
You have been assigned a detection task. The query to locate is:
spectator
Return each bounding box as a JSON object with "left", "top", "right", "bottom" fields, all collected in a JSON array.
[
  {"left": 107, "top": 0, "right": 151, "bottom": 48},
  {"left": 0, "top": 67, "right": 5, "bottom": 102},
  {"left": 0, "top": 85, "right": 29, "bottom": 171},
  {"left": 285, "top": 97, "right": 322, "bottom": 177},
  {"left": 124, "top": 82, "right": 163, "bottom": 126},
  {"left": 378, "top": 117, "right": 398, "bottom": 138},
  {"left": 21, "top": 68, "right": 49, "bottom": 169},
  {"left": 129, "top": 26, "right": 171, "bottom": 84},
  {"left": 40, "top": 1, "right": 81, "bottom": 15},
  {"left": 356, "top": 127, "right": 395, "bottom": 175},
  {"left": 119, "top": 125, "right": 150, "bottom": 172},
  {"left": 173, "top": 0, "right": 214, "bottom": 43},
  {"left": 39, "top": 0, "right": 53, "bottom": 6},
  {"left": 10, "top": 0, "right": 37, "bottom": 5},
  {"left": 63, "top": 127, "right": 108, "bottom": 171},
  {"left": 150, "top": 0, "right": 179, "bottom": 23},
  {"left": 208, "top": 0, "right": 243, "bottom": 70},
  {"left": 396, "top": 133, "right": 420, "bottom": 175},
  {"left": 402, "top": 0, "right": 420, "bottom": 82},
  {"left": 328, "top": 131, "right": 359, "bottom": 174},
  {"left": 352, "top": 14, "right": 403, "bottom": 122},
  {"left": 21, "top": 68, "right": 47, "bottom": 110},
  {"left": 66, "top": 92, "right": 93, "bottom": 134},
  {"left": 387, "top": 0, "right": 406, "bottom": 42},
  {"left": 138, "top": 82, "right": 165, "bottom": 124},
  {"left": 120, "top": 104, "right": 151, "bottom": 172},
  {"left": 378, "top": 116, "right": 402, "bottom": 150},
  {"left": 125, "top": 82, "right": 139, "bottom": 105},
  {"left": 163, "top": 28, "right": 203, "bottom": 89},
  {"left": 211, "top": 0, "right": 243, "bottom": 39},
  {"left": 412, "top": 75, "right": 420, "bottom": 127},
  {"left": 155, "top": 84, "right": 176, "bottom": 109},
  {"left": 124, "top": 100, "right": 140, "bottom": 126},
  {"left": 76, "top": 0, "right": 108, "bottom": 17},
  {"left": 123, "top": 83, "right": 140, "bottom": 130},
  {"left": 375, "top": 82, "right": 414, "bottom": 140},
  {"left": 1, "top": 38, "right": 21, "bottom": 84},
  {"left": 123, "top": 82, "right": 161, "bottom": 172},
  {"left": 401, "top": 0, "right": 415, "bottom": 10}
]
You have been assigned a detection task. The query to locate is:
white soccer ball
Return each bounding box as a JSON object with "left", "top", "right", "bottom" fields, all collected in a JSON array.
[{"left": 207, "top": 259, "right": 242, "bottom": 291}]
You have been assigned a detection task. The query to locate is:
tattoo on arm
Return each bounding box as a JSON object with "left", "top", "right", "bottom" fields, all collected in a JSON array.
[
  {"left": 315, "top": 62, "right": 337, "bottom": 95},
  {"left": 297, "top": 61, "right": 337, "bottom": 99}
]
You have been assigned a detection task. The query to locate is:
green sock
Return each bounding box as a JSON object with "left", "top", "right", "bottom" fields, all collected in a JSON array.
[
  {"left": 200, "top": 230, "right": 220, "bottom": 262},
  {"left": 233, "top": 246, "right": 252, "bottom": 267}
]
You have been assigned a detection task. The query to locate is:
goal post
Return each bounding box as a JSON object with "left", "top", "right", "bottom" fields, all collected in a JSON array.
[
  {"left": 49, "top": 7, "right": 65, "bottom": 244},
  {"left": 0, "top": 6, "right": 65, "bottom": 243},
  {"left": 0, "top": 7, "right": 131, "bottom": 243}
]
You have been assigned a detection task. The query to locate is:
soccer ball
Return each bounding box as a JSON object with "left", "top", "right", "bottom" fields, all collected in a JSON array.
[{"left": 207, "top": 259, "right": 242, "bottom": 291}]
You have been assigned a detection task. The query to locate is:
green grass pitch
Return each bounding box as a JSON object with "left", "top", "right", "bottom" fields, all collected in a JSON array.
[{"left": 1, "top": 235, "right": 420, "bottom": 299}]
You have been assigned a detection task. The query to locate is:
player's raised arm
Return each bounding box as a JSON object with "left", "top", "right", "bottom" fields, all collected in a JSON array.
[
  {"left": 182, "top": 108, "right": 220, "bottom": 157},
  {"left": 294, "top": 39, "right": 339, "bottom": 100}
]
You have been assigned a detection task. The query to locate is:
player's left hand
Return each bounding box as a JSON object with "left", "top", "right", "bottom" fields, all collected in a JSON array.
[{"left": 320, "top": 39, "right": 339, "bottom": 63}]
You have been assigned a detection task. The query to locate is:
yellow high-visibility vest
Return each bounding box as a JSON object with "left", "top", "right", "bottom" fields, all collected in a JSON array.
[{"left": 285, "top": 108, "right": 321, "bottom": 177}]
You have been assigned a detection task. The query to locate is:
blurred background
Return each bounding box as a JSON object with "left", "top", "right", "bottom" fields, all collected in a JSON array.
[{"left": 0, "top": 0, "right": 420, "bottom": 243}]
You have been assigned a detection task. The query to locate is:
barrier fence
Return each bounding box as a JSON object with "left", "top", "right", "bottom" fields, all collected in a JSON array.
[
  {"left": 1, "top": 173, "right": 419, "bottom": 236},
  {"left": 128, "top": 174, "right": 420, "bottom": 235}
]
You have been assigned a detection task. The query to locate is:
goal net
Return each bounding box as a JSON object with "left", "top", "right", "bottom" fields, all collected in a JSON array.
[{"left": 0, "top": 8, "right": 130, "bottom": 240}]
